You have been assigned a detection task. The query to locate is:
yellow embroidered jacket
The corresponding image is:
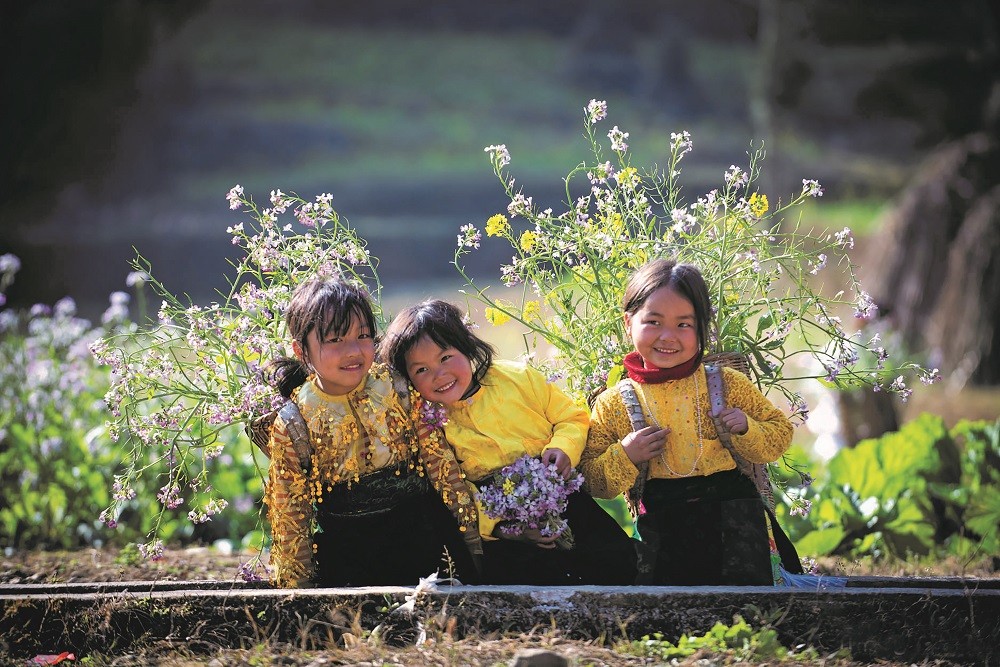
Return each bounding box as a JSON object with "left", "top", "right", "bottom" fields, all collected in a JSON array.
[
  {"left": 580, "top": 365, "right": 792, "bottom": 499},
  {"left": 265, "top": 363, "right": 477, "bottom": 587}
]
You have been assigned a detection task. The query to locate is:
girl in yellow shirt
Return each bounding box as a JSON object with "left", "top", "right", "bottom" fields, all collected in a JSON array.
[
  {"left": 263, "top": 277, "right": 478, "bottom": 587},
  {"left": 582, "top": 258, "right": 797, "bottom": 585},
  {"left": 380, "top": 299, "right": 637, "bottom": 585}
]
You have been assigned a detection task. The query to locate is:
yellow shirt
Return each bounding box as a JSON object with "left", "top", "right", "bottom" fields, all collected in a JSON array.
[
  {"left": 443, "top": 360, "right": 589, "bottom": 538},
  {"left": 265, "top": 363, "right": 477, "bottom": 587},
  {"left": 580, "top": 365, "right": 792, "bottom": 500}
]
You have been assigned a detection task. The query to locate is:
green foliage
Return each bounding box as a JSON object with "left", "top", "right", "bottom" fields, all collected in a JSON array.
[
  {"left": 0, "top": 295, "right": 129, "bottom": 549},
  {"left": 784, "top": 414, "right": 1000, "bottom": 560},
  {"left": 457, "top": 100, "right": 936, "bottom": 413},
  {"left": 617, "top": 614, "right": 822, "bottom": 662},
  {"left": 0, "top": 256, "right": 264, "bottom": 551}
]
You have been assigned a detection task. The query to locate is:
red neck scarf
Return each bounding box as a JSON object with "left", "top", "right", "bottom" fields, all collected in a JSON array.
[{"left": 622, "top": 349, "right": 703, "bottom": 384}]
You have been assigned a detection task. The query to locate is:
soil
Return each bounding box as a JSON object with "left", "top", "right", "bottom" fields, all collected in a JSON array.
[
  {"left": 2, "top": 548, "right": 995, "bottom": 666},
  {"left": 3, "top": 546, "right": 996, "bottom": 586}
]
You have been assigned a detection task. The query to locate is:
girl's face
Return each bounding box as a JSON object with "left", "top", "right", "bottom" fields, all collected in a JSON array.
[
  {"left": 625, "top": 285, "right": 700, "bottom": 369},
  {"left": 403, "top": 335, "right": 474, "bottom": 407},
  {"left": 294, "top": 314, "right": 375, "bottom": 396}
]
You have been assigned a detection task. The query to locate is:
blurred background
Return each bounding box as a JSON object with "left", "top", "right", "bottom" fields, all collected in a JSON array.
[
  {"left": 1, "top": 0, "right": 999, "bottom": 564},
  {"left": 2, "top": 0, "right": 998, "bottom": 425}
]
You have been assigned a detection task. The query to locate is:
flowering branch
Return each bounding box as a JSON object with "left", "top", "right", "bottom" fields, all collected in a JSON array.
[
  {"left": 92, "top": 188, "right": 384, "bottom": 562},
  {"left": 457, "top": 101, "right": 939, "bottom": 416}
]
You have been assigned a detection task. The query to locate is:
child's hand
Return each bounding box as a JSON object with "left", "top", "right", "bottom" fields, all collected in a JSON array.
[
  {"left": 496, "top": 524, "right": 558, "bottom": 549},
  {"left": 540, "top": 448, "right": 573, "bottom": 479},
  {"left": 718, "top": 407, "right": 749, "bottom": 435},
  {"left": 622, "top": 425, "right": 669, "bottom": 464}
]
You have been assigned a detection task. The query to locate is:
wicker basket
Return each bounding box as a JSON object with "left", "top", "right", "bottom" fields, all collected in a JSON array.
[
  {"left": 704, "top": 351, "right": 752, "bottom": 379},
  {"left": 245, "top": 411, "right": 276, "bottom": 457}
]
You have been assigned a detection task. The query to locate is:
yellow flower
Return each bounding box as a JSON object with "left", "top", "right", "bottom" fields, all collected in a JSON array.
[
  {"left": 521, "top": 300, "right": 541, "bottom": 321},
  {"left": 519, "top": 230, "right": 537, "bottom": 252},
  {"left": 502, "top": 478, "right": 515, "bottom": 495},
  {"left": 748, "top": 192, "right": 769, "bottom": 217},
  {"left": 628, "top": 248, "right": 649, "bottom": 269},
  {"left": 485, "top": 307, "right": 511, "bottom": 326},
  {"left": 617, "top": 166, "right": 640, "bottom": 188},
  {"left": 485, "top": 213, "right": 509, "bottom": 237},
  {"left": 604, "top": 212, "right": 624, "bottom": 235}
]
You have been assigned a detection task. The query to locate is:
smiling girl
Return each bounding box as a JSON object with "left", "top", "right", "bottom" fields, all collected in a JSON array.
[
  {"left": 263, "top": 277, "right": 478, "bottom": 587},
  {"left": 581, "top": 258, "right": 795, "bottom": 585},
  {"left": 380, "top": 299, "right": 637, "bottom": 585}
]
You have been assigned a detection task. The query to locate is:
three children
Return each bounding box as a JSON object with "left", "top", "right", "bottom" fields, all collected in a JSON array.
[{"left": 263, "top": 257, "right": 796, "bottom": 587}]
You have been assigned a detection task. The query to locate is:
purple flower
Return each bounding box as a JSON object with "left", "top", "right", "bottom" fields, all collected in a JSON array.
[
  {"left": 138, "top": 539, "right": 165, "bottom": 561},
  {"left": 420, "top": 401, "right": 448, "bottom": 429},
  {"left": 477, "top": 454, "right": 584, "bottom": 547},
  {"left": 238, "top": 559, "right": 270, "bottom": 582}
]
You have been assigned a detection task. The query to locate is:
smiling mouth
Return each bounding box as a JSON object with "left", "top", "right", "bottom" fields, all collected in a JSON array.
[
  {"left": 653, "top": 347, "right": 678, "bottom": 354},
  {"left": 435, "top": 379, "right": 457, "bottom": 393},
  {"left": 341, "top": 362, "right": 364, "bottom": 371}
]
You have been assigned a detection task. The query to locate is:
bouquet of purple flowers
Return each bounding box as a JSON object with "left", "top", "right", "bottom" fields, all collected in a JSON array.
[{"left": 477, "top": 454, "right": 584, "bottom": 550}]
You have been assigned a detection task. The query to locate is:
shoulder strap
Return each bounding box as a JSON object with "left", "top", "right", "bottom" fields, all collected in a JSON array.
[
  {"left": 617, "top": 379, "right": 648, "bottom": 432},
  {"left": 278, "top": 400, "right": 313, "bottom": 473},
  {"left": 617, "top": 379, "right": 649, "bottom": 517},
  {"left": 705, "top": 363, "right": 802, "bottom": 573},
  {"left": 704, "top": 363, "right": 775, "bottom": 510}
]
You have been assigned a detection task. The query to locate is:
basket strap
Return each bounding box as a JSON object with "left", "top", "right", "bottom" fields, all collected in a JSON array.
[
  {"left": 278, "top": 399, "right": 313, "bottom": 474},
  {"left": 704, "top": 363, "right": 775, "bottom": 510},
  {"left": 705, "top": 363, "right": 802, "bottom": 574},
  {"left": 616, "top": 379, "right": 649, "bottom": 517}
]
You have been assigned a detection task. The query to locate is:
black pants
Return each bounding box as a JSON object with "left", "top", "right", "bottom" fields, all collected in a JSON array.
[
  {"left": 637, "top": 469, "right": 773, "bottom": 585},
  {"left": 312, "top": 469, "right": 477, "bottom": 586},
  {"left": 480, "top": 490, "right": 638, "bottom": 586}
]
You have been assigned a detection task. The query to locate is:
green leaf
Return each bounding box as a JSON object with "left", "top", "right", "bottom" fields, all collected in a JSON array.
[
  {"left": 795, "top": 526, "right": 845, "bottom": 556},
  {"left": 965, "top": 485, "right": 1000, "bottom": 553}
]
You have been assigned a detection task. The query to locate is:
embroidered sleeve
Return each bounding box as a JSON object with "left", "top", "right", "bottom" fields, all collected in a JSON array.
[
  {"left": 723, "top": 367, "right": 794, "bottom": 463},
  {"left": 579, "top": 389, "right": 639, "bottom": 499},
  {"left": 265, "top": 414, "right": 315, "bottom": 588},
  {"left": 412, "top": 393, "right": 484, "bottom": 550}
]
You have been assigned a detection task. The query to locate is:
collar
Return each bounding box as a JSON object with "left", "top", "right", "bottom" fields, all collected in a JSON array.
[{"left": 623, "top": 349, "right": 703, "bottom": 384}]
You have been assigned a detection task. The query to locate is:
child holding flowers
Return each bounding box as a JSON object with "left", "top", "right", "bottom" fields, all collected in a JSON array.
[
  {"left": 263, "top": 276, "right": 479, "bottom": 587},
  {"left": 380, "top": 299, "right": 637, "bottom": 585},
  {"left": 581, "top": 258, "right": 799, "bottom": 585}
]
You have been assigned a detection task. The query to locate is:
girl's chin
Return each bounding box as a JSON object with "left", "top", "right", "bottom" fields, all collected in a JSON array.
[{"left": 435, "top": 392, "right": 463, "bottom": 406}]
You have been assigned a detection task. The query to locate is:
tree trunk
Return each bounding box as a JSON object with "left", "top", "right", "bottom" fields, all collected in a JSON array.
[{"left": 867, "top": 132, "right": 1000, "bottom": 387}]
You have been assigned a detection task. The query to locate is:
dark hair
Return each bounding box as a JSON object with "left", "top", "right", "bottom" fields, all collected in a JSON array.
[
  {"left": 622, "top": 258, "right": 712, "bottom": 353},
  {"left": 267, "top": 276, "right": 377, "bottom": 397},
  {"left": 379, "top": 299, "right": 495, "bottom": 387}
]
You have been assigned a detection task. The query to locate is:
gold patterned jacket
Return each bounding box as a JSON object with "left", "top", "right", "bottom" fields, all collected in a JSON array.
[{"left": 264, "top": 363, "right": 478, "bottom": 587}]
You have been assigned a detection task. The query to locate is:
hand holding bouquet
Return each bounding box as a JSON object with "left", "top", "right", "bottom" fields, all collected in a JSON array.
[{"left": 477, "top": 454, "right": 584, "bottom": 550}]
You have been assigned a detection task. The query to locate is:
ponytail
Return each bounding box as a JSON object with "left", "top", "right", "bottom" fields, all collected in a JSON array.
[{"left": 267, "top": 357, "right": 309, "bottom": 398}]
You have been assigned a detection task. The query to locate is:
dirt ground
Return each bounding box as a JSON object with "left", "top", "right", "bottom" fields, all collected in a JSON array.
[
  {"left": 2, "top": 545, "right": 995, "bottom": 585},
  {"left": 2, "top": 547, "right": 995, "bottom": 666}
]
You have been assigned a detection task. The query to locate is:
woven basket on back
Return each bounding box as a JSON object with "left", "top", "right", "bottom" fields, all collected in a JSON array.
[{"left": 246, "top": 411, "right": 277, "bottom": 457}]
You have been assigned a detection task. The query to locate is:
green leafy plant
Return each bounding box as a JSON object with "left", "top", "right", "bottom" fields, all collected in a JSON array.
[
  {"left": 616, "top": 614, "right": 823, "bottom": 662},
  {"left": 457, "top": 100, "right": 938, "bottom": 416},
  {"left": 0, "top": 256, "right": 133, "bottom": 549},
  {"left": 781, "top": 414, "right": 999, "bottom": 560},
  {"left": 0, "top": 253, "right": 262, "bottom": 550}
]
